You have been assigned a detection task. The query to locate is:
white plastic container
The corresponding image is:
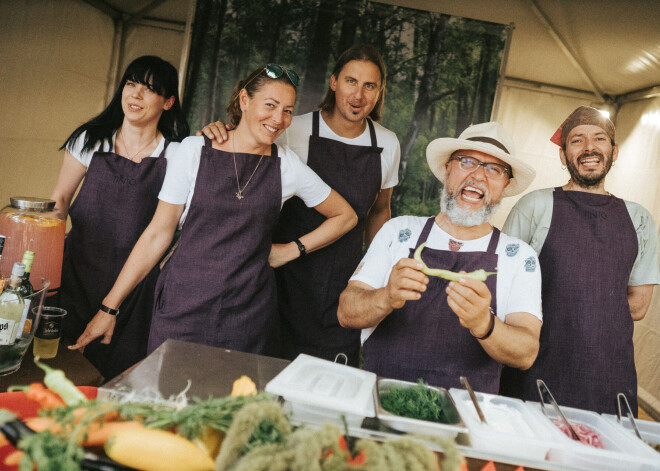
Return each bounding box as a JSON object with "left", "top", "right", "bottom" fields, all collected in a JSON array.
[
  {"left": 265, "top": 354, "right": 376, "bottom": 427},
  {"left": 449, "top": 389, "right": 559, "bottom": 461},
  {"left": 526, "top": 401, "right": 660, "bottom": 470},
  {"left": 602, "top": 414, "right": 660, "bottom": 459}
]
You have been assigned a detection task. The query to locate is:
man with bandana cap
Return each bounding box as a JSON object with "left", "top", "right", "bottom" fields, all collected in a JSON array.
[
  {"left": 338, "top": 122, "right": 543, "bottom": 394},
  {"left": 500, "top": 106, "right": 660, "bottom": 415}
]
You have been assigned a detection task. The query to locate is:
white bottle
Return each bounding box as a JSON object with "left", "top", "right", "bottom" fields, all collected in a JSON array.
[{"left": 0, "top": 262, "right": 26, "bottom": 345}]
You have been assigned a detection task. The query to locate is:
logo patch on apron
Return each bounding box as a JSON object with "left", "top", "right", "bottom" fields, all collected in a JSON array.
[
  {"left": 398, "top": 228, "right": 412, "bottom": 242},
  {"left": 506, "top": 243, "right": 519, "bottom": 257},
  {"left": 524, "top": 256, "right": 537, "bottom": 272},
  {"left": 448, "top": 239, "right": 463, "bottom": 252}
]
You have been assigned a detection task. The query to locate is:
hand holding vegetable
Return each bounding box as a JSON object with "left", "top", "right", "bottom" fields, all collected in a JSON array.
[
  {"left": 445, "top": 273, "right": 495, "bottom": 338},
  {"left": 385, "top": 258, "right": 429, "bottom": 309}
]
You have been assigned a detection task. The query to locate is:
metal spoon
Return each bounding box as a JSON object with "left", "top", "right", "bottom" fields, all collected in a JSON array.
[
  {"left": 617, "top": 392, "right": 643, "bottom": 440},
  {"left": 536, "top": 379, "right": 581, "bottom": 442},
  {"left": 460, "top": 376, "right": 487, "bottom": 424}
]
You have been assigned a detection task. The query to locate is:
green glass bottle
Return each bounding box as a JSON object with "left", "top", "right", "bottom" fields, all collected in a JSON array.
[{"left": 18, "top": 251, "right": 34, "bottom": 297}]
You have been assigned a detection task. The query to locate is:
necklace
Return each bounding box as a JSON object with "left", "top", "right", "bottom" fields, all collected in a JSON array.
[
  {"left": 118, "top": 128, "right": 158, "bottom": 162},
  {"left": 232, "top": 134, "right": 265, "bottom": 200}
]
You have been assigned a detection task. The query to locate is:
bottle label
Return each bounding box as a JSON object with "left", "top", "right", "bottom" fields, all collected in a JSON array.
[
  {"left": 0, "top": 319, "right": 17, "bottom": 345},
  {"left": 35, "top": 316, "right": 61, "bottom": 340}
]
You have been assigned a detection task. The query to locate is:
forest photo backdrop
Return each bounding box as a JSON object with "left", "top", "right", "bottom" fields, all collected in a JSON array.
[{"left": 183, "top": 0, "right": 508, "bottom": 216}]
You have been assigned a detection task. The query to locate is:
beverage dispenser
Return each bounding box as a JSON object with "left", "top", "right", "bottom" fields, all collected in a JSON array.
[{"left": 0, "top": 197, "right": 65, "bottom": 293}]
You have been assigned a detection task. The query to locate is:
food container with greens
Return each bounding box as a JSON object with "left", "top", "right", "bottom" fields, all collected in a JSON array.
[
  {"left": 450, "top": 388, "right": 557, "bottom": 461},
  {"left": 375, "top": 378, "right": 467, "bottom": 439}
]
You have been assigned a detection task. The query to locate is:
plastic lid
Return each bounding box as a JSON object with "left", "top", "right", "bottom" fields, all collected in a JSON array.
[
  {"left": 9, "top": 197, "right": 56, "bottom": 211},
  {"left": 11, "top": 262, "right": 26, "bottom": 277}
]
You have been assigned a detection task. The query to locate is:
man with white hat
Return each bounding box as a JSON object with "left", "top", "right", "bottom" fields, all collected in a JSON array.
[
  {"left": 338, "top": 122, "right": 542, "bottom": 393},
  {"left": 500, "top": 106, "right": 660, "bottom": 415}
]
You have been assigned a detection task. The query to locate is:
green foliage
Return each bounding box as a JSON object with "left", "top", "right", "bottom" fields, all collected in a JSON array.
[
  {"left": 379, "top": 380, "right": 446, "bottom": 423},
  {"left": 185, "top": 0, "right": 506, "bottom": 217}
]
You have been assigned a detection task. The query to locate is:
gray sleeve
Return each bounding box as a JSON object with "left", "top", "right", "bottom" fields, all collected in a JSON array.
[
  {"left": 625, "top": 201, "right": 660, "bottom": 286},
  {"left": 502, "top": 189, "right": 554, "bottom": 255}
]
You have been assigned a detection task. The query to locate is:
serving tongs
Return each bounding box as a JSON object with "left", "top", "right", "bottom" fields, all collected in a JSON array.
[
  {"left": 536, "top": 379, "right": 581, "bottom": 442},
  {"left": 460, "top": 376, "right": 487, "bottom": 424},
  {"left": 616, "top": 392, "right": 643, "bottom": 440}
]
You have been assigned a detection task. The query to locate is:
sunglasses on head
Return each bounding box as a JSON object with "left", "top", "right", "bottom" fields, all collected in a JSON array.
[{"left": 243, "top": 64, "right": 300, "bottom": 90}]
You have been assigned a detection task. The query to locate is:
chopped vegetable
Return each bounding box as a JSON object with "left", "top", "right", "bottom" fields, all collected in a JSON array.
[
  {"left": 380, "top": 380, "right": 446, "bottom": 423},
  {"left": 33, "top": 357, "right": 87, "bottom": 406},
  {"left": 7, "top": 383, "right": 66, "bottom": 409},
  {"left": 414, "top": 242, "right": 497, "bottom": 281}
]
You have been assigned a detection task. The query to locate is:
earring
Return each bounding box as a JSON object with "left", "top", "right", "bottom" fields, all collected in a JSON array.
[{"left": 561, "top": 164, "right": 566, "bottom": 170}]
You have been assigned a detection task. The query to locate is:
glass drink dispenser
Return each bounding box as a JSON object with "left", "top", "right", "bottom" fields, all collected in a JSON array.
[{"left": 0, "top": 197, "right": 65, "bottom": 293}]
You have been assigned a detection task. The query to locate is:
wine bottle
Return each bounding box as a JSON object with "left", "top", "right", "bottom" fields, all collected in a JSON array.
[
  {"left": 17, "top": 251, "right": 35, "bottom": 335},
  {"left": 0, "top": 262, "right": 25, "bottom": 345}
]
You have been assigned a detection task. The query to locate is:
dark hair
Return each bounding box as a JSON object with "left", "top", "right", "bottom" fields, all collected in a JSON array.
[
  {"left": 319, "top": 44, "right": 387, "bottom": 121},
  {"left": 226, "top": 66, "right": 297, "bottom": 127},
  {"left": 61, "top": 55, "right": 189, "bottom": 154}
]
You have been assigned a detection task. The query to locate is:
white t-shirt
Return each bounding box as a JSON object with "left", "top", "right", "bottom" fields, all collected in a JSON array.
[
  {"left": 277, "top": 111, "right": 401, "bottom": 190},
  {"left": 68, "top": 131, "right": 178, "bottom": 167},
  {"left": 351, "top": 215, "right": 543, "bottom": 343},
  {"left": 158, "top": 136, "right": 332, "bottom": 225}
]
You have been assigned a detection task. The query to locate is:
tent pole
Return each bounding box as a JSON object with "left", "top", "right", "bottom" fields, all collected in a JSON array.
[
  {"left": 106, "top": 18, "right": 125, "bottom": 106},
  {"left": 491, "top": 23, "right": 515, "bottom": 121},
  {"left": 179, "top": 0, "right": 197, "bottom": 101}
]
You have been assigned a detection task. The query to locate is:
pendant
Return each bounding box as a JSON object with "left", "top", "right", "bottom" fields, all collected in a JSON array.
[{"left": 236, "top": 191, "right": 243, "bottom": 200}]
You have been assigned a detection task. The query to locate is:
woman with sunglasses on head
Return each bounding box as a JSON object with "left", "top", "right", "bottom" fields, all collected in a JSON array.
[
  {"left": 69, "top": 64, "right": 356, "bottom": 357},
  {"left": 52, "top": 55, "right": 189, "bottom": 379}
]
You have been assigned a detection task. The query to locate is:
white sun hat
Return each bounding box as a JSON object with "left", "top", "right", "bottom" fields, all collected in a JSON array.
[{"left": 426, "top": 122, "right": 536, "bottom": 197}]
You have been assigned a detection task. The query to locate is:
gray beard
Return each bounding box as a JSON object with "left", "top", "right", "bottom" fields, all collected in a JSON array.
[{"left": 440, "top": 186, "right": 500, "bottom": 227}]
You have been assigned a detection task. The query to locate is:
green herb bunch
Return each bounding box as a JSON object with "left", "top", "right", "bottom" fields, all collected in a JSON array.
[{"left": 380, "top": 380, "right": 444, "bottom": 423}]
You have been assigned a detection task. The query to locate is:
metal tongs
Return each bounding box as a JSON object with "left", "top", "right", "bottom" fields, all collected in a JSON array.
[
  {"left": 536, "top": 379, "right": 581, "bottom": 442},
  {"left": 617, "top": 392, "right": 643, "bottom": 440},
  {"left": 461, "top": 376, "right": 487, "bottom": 424}
]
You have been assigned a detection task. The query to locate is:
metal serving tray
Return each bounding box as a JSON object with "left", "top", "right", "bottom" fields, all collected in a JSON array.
[{"left": 375, "top": 378, "right": 467, "bottom": 439}]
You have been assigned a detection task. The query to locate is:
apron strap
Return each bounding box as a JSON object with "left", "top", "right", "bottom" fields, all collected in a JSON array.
[
  {"left": 203, "top": 135, "right": 213, "bottom": 148},
  {"left": 366, "top": 118, "right": 378, "bottom": 147},
  {"left": 486, "top": 227, "right": 500, "bottom": 254},
  {"left": 270, "top": 143, "right": 278, "bottom": 158},
  {"left": 312, "top": 110, "right": 320, "bottom": 137},
  {"left": 414, "top": 217, "right": 436, "bottom": 248},
  {"left": 157, "top": 139, "right": 170, "bottom": 158}
]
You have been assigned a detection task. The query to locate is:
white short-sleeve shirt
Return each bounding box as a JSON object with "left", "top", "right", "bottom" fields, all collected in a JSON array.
[
  {"left": 158, "top": 136, "right": 332, "bottom": 226},
  {"left": 277, "top": 111, "right": 401, "bottom": 190},
  {"left": 67, "top": 131, "right": 177, "bottom": 167},
  {"left": 351, "top": 215, "right": 543, "bottom": 343}
]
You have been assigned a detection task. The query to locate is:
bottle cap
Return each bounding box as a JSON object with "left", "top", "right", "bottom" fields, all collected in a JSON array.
[
  {"left": 11, "top": 262, "right": 26, "bottom": 277},
  {"left": 22, "top": 251, "right": 35, "bottom": 271},
  {"left": 9, "top": 197, "right": 56, "bottom": 212},
  {"left": 0, "top": 235, "right": 5, "bottom": 252}
]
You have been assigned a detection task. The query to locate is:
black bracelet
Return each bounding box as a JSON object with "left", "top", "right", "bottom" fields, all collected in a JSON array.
[
  {"left": 99, "top": 303, "right": 119, "bottom": 316},
  {"left": 294, "top": 238, "right": 306, "bottom": 258},
  {"left": 472, "top": 308, "right": 496, "bottom": 340}
]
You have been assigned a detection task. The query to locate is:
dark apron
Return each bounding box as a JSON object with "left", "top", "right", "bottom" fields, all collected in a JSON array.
[
  {"left": 363, "top": 217, "right": 502, "bottom": 393},
  {"left": 501, "top": 187, "right": 638, "bottom": 415},
  {"left": 61, "top": 140, "right": 169, "bottom": 380},
  {"left": 273, "top": 111, "right": 383, "bottom": 366},
  {"left": 148, "top": 137, "right": 281, "bottom": 356}
]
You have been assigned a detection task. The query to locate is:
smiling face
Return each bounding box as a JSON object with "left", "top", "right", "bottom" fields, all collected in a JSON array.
[
  {"left": 121, "top": 80, "right": 174, "bottom": 127},
  {"left": 329, "top": 60, "right": 382, "bottom": 125},
  {"left": 238, "top": 80, "right": 296, "bottom": 149},
  {"left": 441, "top": 150, "right": 510, "bottom": 226},
  {"left": 561, "top": 124, "right": 618, "bottom": 188}
]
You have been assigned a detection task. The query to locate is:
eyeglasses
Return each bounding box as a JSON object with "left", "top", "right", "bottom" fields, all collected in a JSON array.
[
  {"left": 243, "top": 64, "right": 300, "bottom": 90},
  {"left": 448, "top": 155, "right": 513, "bottom": 180}
]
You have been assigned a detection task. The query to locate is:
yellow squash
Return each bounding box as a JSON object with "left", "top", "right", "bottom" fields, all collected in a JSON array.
[{"left": 105, "top": 427, "right": 215, "bottom": 471}]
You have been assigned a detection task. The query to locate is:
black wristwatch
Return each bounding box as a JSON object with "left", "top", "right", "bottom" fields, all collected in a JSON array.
[
  {"left": 99, "top": 303, "right": 119, "bottom": 316},
  {"left": 294, "top": 238, "right": 306, "bottom": 258}
]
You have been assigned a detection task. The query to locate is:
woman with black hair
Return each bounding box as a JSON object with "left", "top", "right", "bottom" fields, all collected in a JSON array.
[
  {"left": 69, "top": 64, "right": 356, "bottom": 358},
  {"left": 52, "top": 55, "right": 189, "bottom": 379}
]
